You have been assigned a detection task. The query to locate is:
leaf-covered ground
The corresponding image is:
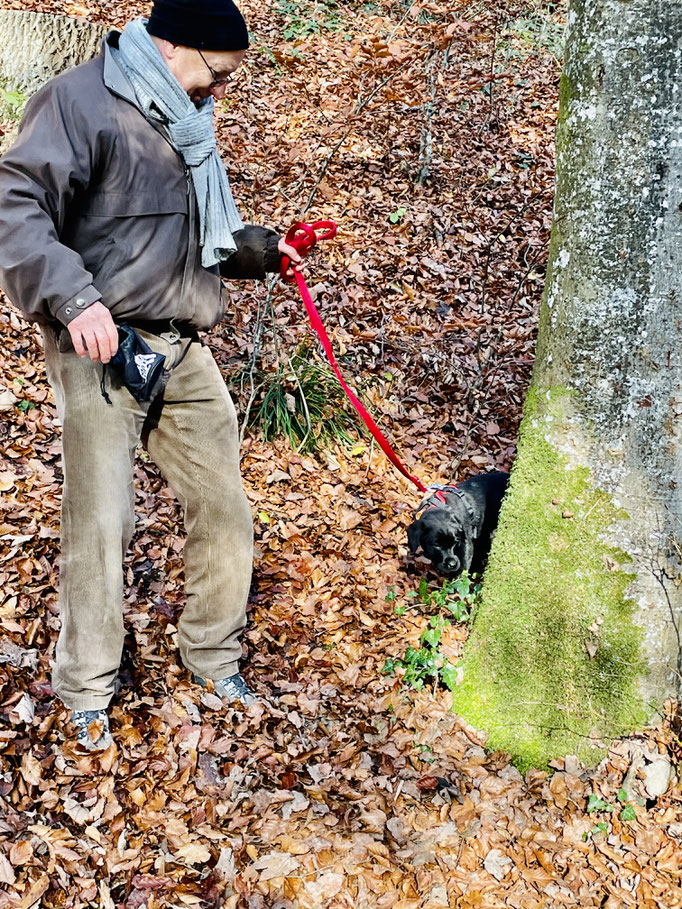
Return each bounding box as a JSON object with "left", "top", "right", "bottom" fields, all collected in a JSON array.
[{"left": 0, "top": 0, "right": 680, "bottom": 906}]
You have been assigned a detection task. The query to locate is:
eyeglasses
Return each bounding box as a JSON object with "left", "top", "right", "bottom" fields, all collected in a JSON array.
[{"left": 196, "top": 49, "right": 233, "bottom": 89}]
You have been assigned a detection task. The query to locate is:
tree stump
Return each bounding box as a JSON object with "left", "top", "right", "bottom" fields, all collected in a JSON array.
[{"left": 0, "top": 10, "right": 104, "bottom": 99}]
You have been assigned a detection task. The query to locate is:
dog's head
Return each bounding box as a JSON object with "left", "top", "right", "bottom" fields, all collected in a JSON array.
[{"left": 407, "top": 505, "right": 474, "bottom": 577}]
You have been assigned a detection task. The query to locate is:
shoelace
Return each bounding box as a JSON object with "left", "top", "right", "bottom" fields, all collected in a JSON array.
[
  {"left": 72, "top": 709, "right": 107, "bottom": 725},
  {"left": 219, "top": 674, "right": 252, "bottom": 698}
]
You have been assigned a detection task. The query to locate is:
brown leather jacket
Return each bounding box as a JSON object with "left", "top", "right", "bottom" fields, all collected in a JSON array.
[{"left": 0, "top": 32, "right": 281, "bottom": 330}]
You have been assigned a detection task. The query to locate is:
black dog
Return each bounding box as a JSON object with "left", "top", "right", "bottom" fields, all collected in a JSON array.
[{"left": 407, "top": 472, "right": 509, "bottom": 577}]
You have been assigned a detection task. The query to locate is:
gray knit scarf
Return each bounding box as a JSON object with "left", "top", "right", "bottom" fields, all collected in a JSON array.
[{"left": 112, "top": 18, "right": 243, "bottom": 268}]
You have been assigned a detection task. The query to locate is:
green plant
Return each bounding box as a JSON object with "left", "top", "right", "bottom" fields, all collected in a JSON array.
[
  {"left": 497, "top": 12, "right": 565, "bottom": 63},
  {"left": 276, "top": 0, "right": 342, "bottom": 40},
  {"left": 255, "top": 43, "right": 282, "bottom": 73},
  {"left": 416, "top": 743, "right": 436, "bottom": 763},
  {"left": 382, "top": 613, "right": 459, "bottom": 692},
  {"left": 582, "top": 789, "right": 638, "bottom": 837},
  {"left": 383, "top": 574, "right": 481, "bottom": 693},
  {"left": 0, "top": 86, "right": 27, "bottom": 118},
  {"left": 407, "top": 572, "right": 482, "bottom": 622},
  {"left": 587, "top": 793, "right": 612, "bottom": 813},
  {"left": 238, "top": 345, "right": 364, "bottom": 452},
  {"left": 582, "top": 794, "right": 613, "bottom": 840},
  {"left": 617, "top": 788, "right": 638, "bottom": 821},
  {"left": 586, "top": 821, "right": 610, "bottom": 839}
]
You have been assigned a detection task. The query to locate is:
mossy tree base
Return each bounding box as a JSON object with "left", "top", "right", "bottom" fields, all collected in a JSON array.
[{"left": 451, "top": 389, "right": 648, "bottom": 771}]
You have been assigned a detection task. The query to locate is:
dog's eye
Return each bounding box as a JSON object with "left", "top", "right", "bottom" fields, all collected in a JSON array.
[{"left": 437, "top": 533, "right": 457, "bottom": 548}]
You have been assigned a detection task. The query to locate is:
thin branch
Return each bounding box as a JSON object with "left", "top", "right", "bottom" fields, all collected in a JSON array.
[
  {"left": 302, "top": 57, "right": 414, "bottom": 216},
  {"left": 418, "top": 49, "right": 439, "bottom": 185},
  {"left": 239, "top": 276, "right": 277, "bottom": 444},
  {"left": 387, "top": 1, "right": 418, "bottom": 44}
]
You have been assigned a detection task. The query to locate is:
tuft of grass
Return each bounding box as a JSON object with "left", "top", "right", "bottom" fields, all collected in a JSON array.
[{"left": 238, "top": 346, "right": 365, "bottom": 452}]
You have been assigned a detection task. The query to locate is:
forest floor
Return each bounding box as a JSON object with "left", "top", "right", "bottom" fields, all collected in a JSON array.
[{"left": 0, "top": 0, "right": 680, "bottom": 907}]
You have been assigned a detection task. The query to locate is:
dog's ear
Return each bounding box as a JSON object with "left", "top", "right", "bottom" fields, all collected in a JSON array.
[
  {"left": 462, "top": 535, "right": 475, "bottom": 573},
  {"left": 407, "top": 520, "right": 422, "bottom": 554}
]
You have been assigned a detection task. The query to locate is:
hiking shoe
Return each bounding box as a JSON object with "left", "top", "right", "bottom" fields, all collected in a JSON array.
[
  {"left": 72, "top": 709, "right": 112, "bottom": 752},
  {"left": 196, "top": 672, "right": 259, "bottom": 706}
]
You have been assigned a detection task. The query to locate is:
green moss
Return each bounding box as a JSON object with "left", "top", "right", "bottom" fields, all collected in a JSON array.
[
  {"left": 450, "top": 386, "right": 648, "bottom": 772},
  {"left": 557, "top": 72, "right": 573, "bottom": 132},
  {"left": 0, "top": 82, "right": 26, "bottom": 120}
]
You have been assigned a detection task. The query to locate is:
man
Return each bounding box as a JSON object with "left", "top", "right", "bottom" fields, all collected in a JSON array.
[{"left": 0, "top": 0, "right": 301, "bottom": 751}]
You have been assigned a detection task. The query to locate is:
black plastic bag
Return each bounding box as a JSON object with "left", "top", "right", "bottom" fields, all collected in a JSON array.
[{"left": 101, "top": 323, "right": 166, "bottom": 404}]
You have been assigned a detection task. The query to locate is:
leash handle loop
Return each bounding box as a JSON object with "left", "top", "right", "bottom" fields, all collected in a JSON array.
[{"left": 280, "top": 220, "right": 338, "bottom": 281}]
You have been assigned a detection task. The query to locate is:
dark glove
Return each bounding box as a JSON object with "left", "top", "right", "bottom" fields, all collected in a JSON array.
[{"left": 104, "top": 324, "right": 166, "bottom": 403}]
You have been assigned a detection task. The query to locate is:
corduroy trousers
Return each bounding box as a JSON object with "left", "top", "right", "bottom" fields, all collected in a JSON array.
[{"left": 40, "top": 324, "right": 254, "bottom": 711}]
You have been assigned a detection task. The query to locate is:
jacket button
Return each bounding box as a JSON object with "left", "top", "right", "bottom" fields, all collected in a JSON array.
[
  {"left": 76, "top": 298, "right": 87, "bottom": 308},
  {"left": 65, "top": 307, "right": 72, "bottom": 315}
]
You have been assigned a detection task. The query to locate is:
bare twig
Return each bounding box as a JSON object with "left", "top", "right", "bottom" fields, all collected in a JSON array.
[
  {"left": 387, "top": 1, "right": 418, "bottom": 44},
  {"left": 479, "top": 9, "right": 501, "bottom": 132},
  {"left": 418, "top": 49, "right": 439, "bottom": 185},
  {"left": 240, "top": 276, "right": 277, "bottom": 444},
  {"left": 302, "top": 57, "right": 414, "bottom": 216}
]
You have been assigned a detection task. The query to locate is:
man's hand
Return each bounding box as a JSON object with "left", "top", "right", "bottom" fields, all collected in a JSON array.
[
  {"left": 278, "top": 238, "right": 304, "bottom": 279},
  {"left": 67, "top": 301, "right": 119, "bottom": 363}
]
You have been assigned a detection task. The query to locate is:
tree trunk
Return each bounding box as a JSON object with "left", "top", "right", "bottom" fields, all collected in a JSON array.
[
  {"left": 451, "top": 0, "right": 682, "bottom": 770},
  {"left": 0, "top": 10, "right": 104, "bottom": 99}
]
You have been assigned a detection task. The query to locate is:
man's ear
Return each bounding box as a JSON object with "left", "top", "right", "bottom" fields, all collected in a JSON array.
[
  {"left": 407, "top": 521, "right": 422, "bottom": 554},
  {"left": 150, "top": 35, "right": 176, "bottom": 62}
]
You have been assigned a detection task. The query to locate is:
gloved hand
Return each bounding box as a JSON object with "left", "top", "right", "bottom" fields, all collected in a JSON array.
[{"left": 108, "top": 324, "right": 166, "bottom": 402}]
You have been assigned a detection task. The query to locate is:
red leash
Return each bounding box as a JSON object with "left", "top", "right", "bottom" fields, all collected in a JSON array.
[{"left": 280, "top": 220, "right": 428, "bottom": 495}]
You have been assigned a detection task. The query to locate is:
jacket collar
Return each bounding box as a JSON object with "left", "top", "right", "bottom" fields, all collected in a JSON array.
[{"left": 102, "top": 30, "right": 138, "bottom": 107}]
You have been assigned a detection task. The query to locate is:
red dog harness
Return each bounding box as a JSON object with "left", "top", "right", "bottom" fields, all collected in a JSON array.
[{"left": 413, "top": 484, "right": 477, "bottom": 522}]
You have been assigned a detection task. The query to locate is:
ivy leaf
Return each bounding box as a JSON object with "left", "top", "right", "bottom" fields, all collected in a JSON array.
[
  {"left": 420, "top": 627, "right": 442, "bottom": 648},
  {"left": 587, "top": 794, "right": 610, "bottom": 813}
]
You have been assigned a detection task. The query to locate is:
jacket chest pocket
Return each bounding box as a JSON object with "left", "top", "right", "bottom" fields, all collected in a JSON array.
[
  {"left": 82, "top": 191, "right": 189, "bottom": 218},
  {"left": 74, "top": 191, "right": 190, "bottom": 294}
]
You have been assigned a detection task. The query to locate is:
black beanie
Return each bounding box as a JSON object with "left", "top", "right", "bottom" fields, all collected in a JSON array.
[{"left": 147, "top": 0, "right": 249, "bottom": 51}]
